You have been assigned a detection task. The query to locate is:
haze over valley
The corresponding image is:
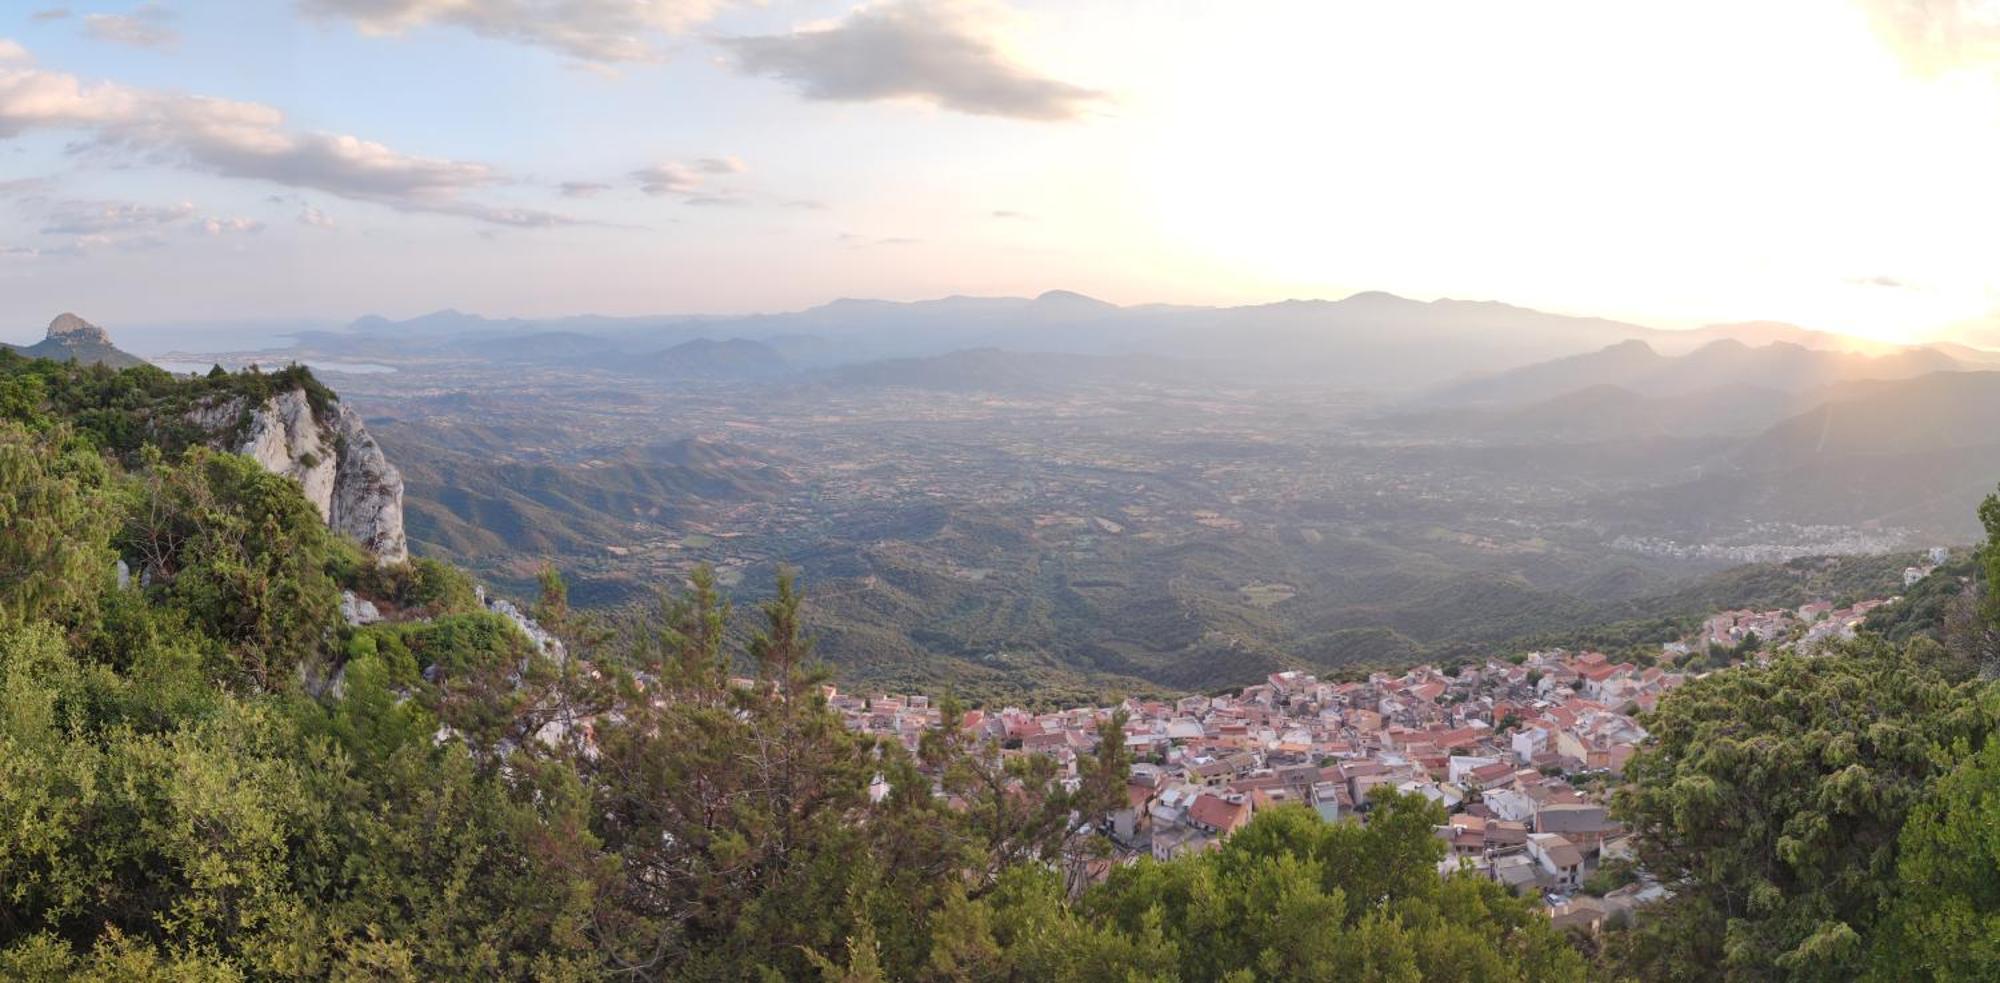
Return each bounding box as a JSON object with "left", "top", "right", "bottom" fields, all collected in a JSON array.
[{"left": 88, "top": 289, "right": 1994, "bottom": 699}]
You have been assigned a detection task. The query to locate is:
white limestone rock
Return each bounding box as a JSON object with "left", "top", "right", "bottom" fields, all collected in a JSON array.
[
  {"left": 329, "top": 402, "right": 408, "bottom": 564},
  {"left": 239, "top": 389, "right": 339, "bottom": 522},
  {"left": 186, "top": 386, "right": 408, "bottom": 564},
  {"left": 340, "top": 590, "right": 382, "bottom": 626},
  {"left": 487, "top": 596, "right": 567, "bottom": 663}
]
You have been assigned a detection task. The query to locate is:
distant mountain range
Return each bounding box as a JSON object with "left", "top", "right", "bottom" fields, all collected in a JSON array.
[
  {"left": 1428, "top": 338, "right": 1964, "bottom": 406},
  {"left": 290, "top": 290, "right": 1999, "bottom": 393},
  {"left": 1586, "top": 369, "right": 2000, "bottom": 540},
  {"left": 3, "top": 313, "right": 146, "bottom": 369}
]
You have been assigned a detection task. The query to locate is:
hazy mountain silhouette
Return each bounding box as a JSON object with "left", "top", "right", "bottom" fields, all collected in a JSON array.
[
  {"left": 4, "top": 313, "right": 147, "bottom": 369},
  {"left": 1432, "top": 339, "right": 1963, "bottom": 406}
]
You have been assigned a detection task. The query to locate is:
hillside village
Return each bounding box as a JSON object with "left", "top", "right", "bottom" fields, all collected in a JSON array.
[{"left": 830, "top": 570, "right": 1950, "bottom": 933}]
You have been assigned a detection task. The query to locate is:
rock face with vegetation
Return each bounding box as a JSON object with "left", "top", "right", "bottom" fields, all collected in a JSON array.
[{"left": 188, "top": 387, "right": 408, "bottom": 563}]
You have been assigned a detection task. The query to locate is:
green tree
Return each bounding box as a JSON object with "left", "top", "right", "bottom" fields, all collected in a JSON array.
[
  {"left": 581, "top": 568, "right": 877, "bottom": 978},
  {"left": 119, "top": 448, "right": 343, "bottom": 689},
  {"left": 1871, "top": 734, "right": 2000, "bottom": 980},
  {"left": 1612, "top": 640, "right": 1992, "bottom": 980},
  {"left": 1067, "top": 792, "right": 1585, "bottom": 982},
  {"left": 533, "top": 561, "right": 570, "bottom": 631},
  {"left": 0, "top": 423, "right": 115, "bottom": 627}
]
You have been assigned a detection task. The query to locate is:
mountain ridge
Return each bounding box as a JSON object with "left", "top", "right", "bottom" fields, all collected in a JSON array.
[{"left": 4, "top": 312, "right": 147, "bottom": 369}]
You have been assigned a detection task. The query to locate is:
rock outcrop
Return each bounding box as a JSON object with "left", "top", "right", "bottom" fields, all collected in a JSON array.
[
  {"left": 47, "top": 312, "right": 104, "bottom": 342},
  {"left": 6, "top": 312, "right": 147, "bottom": 368},
  {"left": 189, "top": 388, "right": 410, "bottom": 563},
  {"left": 476, "top": 585, "right": 567, "bottom": 663}
]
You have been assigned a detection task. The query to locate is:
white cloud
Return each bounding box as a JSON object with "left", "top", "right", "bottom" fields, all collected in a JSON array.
[
  {"left": 39, "top": 199, "right": 194, "bottom": 235},
  {"left": 199, "top": 216, "right": 264, "bottom": 236},
  {"left": 0, "top": 44, "right": 581, "bottom": 226},
  {"left": 633, "top": 160, "right": 702, "bottom": 195},
  {"left": 722, "top": 0, "right": 1103, "bottom": 121},
  {"left": 560, "top": 180, "right": 611, "bottom": 198},
  {"left": 298, "top": 204, "right": 335, "bottom": 228},
  {"left": 631, "top": 155, "right": 749, "bottom": 197},
  {"left": 299, "top": 0, "right": 727, "bottom": 62},
  {"left": 0, "top": 39, "right": 31, "bottom": 64},
  {"left": 83, "top": 5, "right": 179, "bottom": 49}
]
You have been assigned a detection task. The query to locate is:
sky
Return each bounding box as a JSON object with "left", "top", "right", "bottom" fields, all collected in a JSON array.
[{"left": 6, "top": 0, "right": 2000, "bottom": 346}]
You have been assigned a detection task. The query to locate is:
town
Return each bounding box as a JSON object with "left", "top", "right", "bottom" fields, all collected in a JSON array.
[{"left": 827, "top": 577, "right": 1938, "bottom": 934}]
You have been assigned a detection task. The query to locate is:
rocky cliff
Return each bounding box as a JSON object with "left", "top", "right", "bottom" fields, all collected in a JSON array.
[{"left": 189, "top": 388, "right": 410, "bottom": 563}]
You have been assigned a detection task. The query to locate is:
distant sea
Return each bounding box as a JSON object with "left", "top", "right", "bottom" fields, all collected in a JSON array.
[{"left": 150, "top": 358, "right": 397, "bottom": 376}]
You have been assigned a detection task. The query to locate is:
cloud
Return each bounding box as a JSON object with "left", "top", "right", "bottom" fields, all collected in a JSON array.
[
  {"left": 1860, "top": 0, "right": 2000, "bottom": 75},
  {"left": 837, "top": 231, "right": 919, "bottom": 247},
  {"left": 298, "top": 204, "right": 335, "bottom": 228},
  {"left": 560, "top": 180, "right": 611, "bottom": 197},
  {"left": 84, "top": 5, "right": 178, "bottom": 48},
  {"left": 29, "top": 9, "right": 71, "bottom": 23},
  {"left": 693, "top": 155, "right": 745, "bottom": 174},
  {"left": 633, "top": 161, "right": 703, "bottom": 195},
  {"left": 39, "top": 198, "right": 194, "bottom": 235},
  {"left": 628, "top": 156, "right": 762, "bottom": 204},
  {"left": 0, "top": 45, "right": 582, "bottom": 226},
  {"left": 682, "top": 192, "right": 748, "bottom": 206},
  {"left": 198, "top": 216, "right": 264, "bottom": 236},
  {"left": 2, "top": 241, "right": 92, "bottom": 259},
  {"left": 722, "top": 0, "right": 1103, "bottom": 121},
  {"left": 0, "top": 176, "right": 53, "bottom": 198},
  {"left": 299, "top": 0, "right": 726, "bottom": 62},
  {"left": 990, "top": 208, "right": 1028, "bottom": 219},
  {"left": 0, "top": 39, "right": 30, "bottom": 64}
]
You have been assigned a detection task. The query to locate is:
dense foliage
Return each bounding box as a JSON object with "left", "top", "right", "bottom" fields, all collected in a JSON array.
[
  {"left": 0, "top": 346, "right": 335, "bottom": 460},
  {"left": 1610, "top": 641, "right": 1991, "bottom": 979},
  {"left": 1075, "top": 796, "right": 1585, "bottom": 981},
  {"left": 1600, "top": 487, "right": 2000, "bottom": 982}
]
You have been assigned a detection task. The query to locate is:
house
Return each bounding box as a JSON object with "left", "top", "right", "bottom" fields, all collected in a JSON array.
[
  {"left": 1511, "top": 725, "right": 1551, "bottom": 764},
  {"left": 1151, "top": 826, "right": 1209, "bottom": 861},
  {"left": 1534, "top": 803, "right": 1610, "bottom": 836},
  {"left": 1489, "top": 853, "right": 1541, "bottom": 891},
  {"left": 1186, "top": 793, "right": 1252, "bottom": 836},
  {"left": 1438, "top": 814, "right": 1487, "bottom": 857},
  {"left": 1527, "top": 833, "right": 1585, "bottom": 888},
  {"left": 1483, "top": 787, "right": 1539, "bottom": 823},
  {"left": 1311, "top": 780, "right": 1352, "bottom": 822},
  {"left": 1447, "top": 754, "right": 1502, "bottom": 785},
  {"left": 1484, "top": 820, "right": 1529, "bottom": 853},
  {"left": 1187, "top": 758, "right": 1236, "bottom": 786},
  {"left": 1549, "top": 896, "right": 1608, "bottom": 932},
  {"left": 1111, "top": 783, "right": 1155, "bottom": 843}
]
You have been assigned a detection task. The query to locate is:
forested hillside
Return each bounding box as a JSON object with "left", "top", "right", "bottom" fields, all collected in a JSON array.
[{"left": 7, "top": 355, "right": 2000, "bottom": 980}]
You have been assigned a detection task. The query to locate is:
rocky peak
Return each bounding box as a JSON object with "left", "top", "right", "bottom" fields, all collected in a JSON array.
[{"left": 47, "top": 312, "right": 110, "bottom": 344}]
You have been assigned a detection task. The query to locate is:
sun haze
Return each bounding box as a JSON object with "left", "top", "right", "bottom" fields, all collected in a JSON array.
[{"left": 4, "top": 1, "right": 2000, "bottom": 344}]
